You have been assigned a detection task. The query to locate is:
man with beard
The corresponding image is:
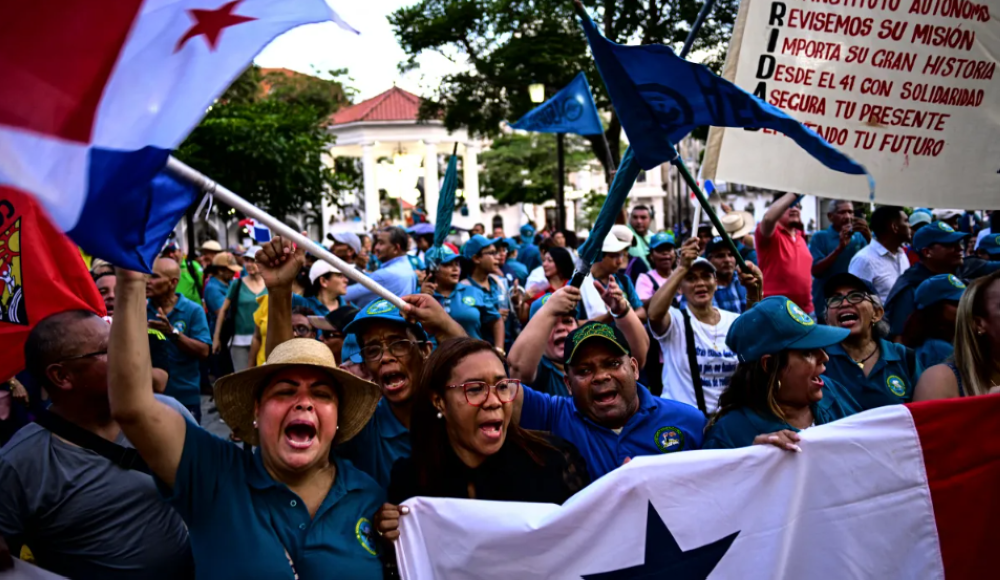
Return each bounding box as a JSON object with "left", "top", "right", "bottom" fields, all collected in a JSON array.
[
  {"left": 512, "top": 320, "right": 704, "bottom": 480},
  {"left": 509, "top": 281, "right": 647, "bottom": 398},
  {"left": 756, "top": 192, "right": 814, "bottom": 314}
]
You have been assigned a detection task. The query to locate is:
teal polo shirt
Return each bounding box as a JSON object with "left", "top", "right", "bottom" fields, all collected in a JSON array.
[
  {"left": 433, "top": 285, "right": 499, "bottom": 342},
  {"left": 915, "top": 338, "right": 953, "bottom": 378},
  {"left": 292, "top": 294, "right": 346, "bottom": 317},
  {"left": 703, "top": 376, "right": 860, "bottom": 449},
  {"left": 160, "top": 422, "right": 384, "bottom": 579},
  {"left": 530, "top": 356, "right": 569, "bottom": 397},
  {"left": 337, "top": 400, "right": 411, "bottom": 490},
  {"left": 464, "top": 275, "right": 504, "bottom": 309},
  {"left": 147, "top": 294, "right": 211, "bottom": 406},
  {"left": 824, "top": 340, "right": 915, "bottom": 409},
  {"left": 520, "top": 384, "right": 705, "bottom": 480}
]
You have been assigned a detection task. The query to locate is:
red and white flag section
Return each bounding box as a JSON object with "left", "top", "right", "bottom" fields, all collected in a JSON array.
[{"left": 396, "top": 397, "right": 1000, "bottom": 579}]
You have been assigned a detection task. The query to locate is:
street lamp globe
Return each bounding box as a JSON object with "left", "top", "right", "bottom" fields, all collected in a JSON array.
[{"left": 528, "top": 83, "right": 545, "bottom": 104}]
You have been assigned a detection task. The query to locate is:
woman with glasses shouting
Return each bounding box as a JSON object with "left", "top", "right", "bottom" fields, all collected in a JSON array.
[
  {"left": 819, "top": 273, "right": 917, "bottom": 410},
  {"left": 373, "top": 338, "right": 590, "bottom": 563}
]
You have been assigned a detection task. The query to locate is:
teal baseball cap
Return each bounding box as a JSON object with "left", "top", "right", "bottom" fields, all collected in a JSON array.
[
  {"left": 976, "top": 233, "right": 1000, "bottom": 256},
  {"left": 726, "top": 296, "right": 848, "bottom": 362},
  {"left": 529, "top": 293, "right": 552, "bottom": 320},
  {"left": 649, "top": 232, "right": 676, "bottom": 251},
  {"left": 341, "top": 333, "right": 364, "bottom": 365},
  {"left": 504, "top": 237, "right": 520, "bottom": 250},
  {"left": 343, "top": 298, "right": 428, "bottom": 341},
  {"left": 915, "top": 274, "right": 966, "bottom": 310},
  {"left": 425, "top": 245, "right": 461, "bottom": 268},
  {"left": 462, "top": 234, "right": 499, "bottom": 259},
  {"left": 520, "top": 224, "right": 536, "bottom": 237},
  {"left": 912, "top": 221, "right": 969, "bottom": 251}
]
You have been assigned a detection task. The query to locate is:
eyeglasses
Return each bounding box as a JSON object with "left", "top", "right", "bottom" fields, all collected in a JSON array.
[
  {"left": 480, "top": 249, "right": 498, "bottom": 257},
  {"left": 55, "top": 349, "right": 108, "bottom": 364},
  {"left": 826, "top": 291, "right": 870, "bottom": 309},
  {"left": 360, "top": 339, "right": 422, "bottom": 362},
  {"left": 292, "top": 325, "right": 314, "bottom": 337},
  {"left": 445, "top": 379, "right": 521, "bottom": 407}
]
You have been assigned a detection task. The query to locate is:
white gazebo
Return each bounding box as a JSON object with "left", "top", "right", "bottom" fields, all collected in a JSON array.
[{"left": 325, "top": 86, "right": 483, "bottom": 232}]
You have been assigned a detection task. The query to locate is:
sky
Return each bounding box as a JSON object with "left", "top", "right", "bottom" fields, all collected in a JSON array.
[{"left": 255, "top": 0, "right": 466, "bottom": 101}]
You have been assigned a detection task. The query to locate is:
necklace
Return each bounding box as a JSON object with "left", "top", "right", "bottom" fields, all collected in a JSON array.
[{"left": 852, "top": 343, "right": 879, "bottom": 369}]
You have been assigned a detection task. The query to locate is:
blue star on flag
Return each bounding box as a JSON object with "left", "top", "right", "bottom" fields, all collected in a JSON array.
[{"left": 582, "top": 502, "right": 739, "bottom": 579}]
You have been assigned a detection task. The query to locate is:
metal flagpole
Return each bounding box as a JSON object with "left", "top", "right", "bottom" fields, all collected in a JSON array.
[{"left": 165, "top": 156, "right": 408, "bottom": 310}]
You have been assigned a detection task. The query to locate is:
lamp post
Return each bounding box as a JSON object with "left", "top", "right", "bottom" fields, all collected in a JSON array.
[{"left": 529, "top": 83, "right": 566, "bottom": 233}]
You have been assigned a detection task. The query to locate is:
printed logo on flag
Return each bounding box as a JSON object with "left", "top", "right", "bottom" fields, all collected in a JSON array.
[
  {"left": 366, "top": 300, "right": 395, "bottom": 316},
  {"left": 0, "top": 205, "right": 27, "bottom": 325},
  {"left": 654, "top": 426, "right": 684, "bottom": 453},
  {"left": 355, "top": 517, "right": 378, "bottom": 556},
  {"left": 886, "top": 375, "right": 907, "bottom": 397},
  {"left": 947, "top": 275, "right": 966, "bottom": 289},
  {"left": 462, "top": 296, "right": 477, "bottom": 307},
  {"left": 786, "top": 301, "right": 814, "bottom": 326}
]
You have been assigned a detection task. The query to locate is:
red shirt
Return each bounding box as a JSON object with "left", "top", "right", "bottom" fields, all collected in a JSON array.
[{"left": 755, "top": 222, "right": 814, "bottom": 314}]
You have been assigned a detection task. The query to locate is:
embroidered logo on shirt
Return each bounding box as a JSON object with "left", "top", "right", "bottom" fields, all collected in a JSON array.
[
  {"left": 785, "top": 300, "right": 814, "bottom": 326},
  {"left": 654, "top": 426, "right": 684, "bottom": 453},
  {"left": 462, "top": 296, "right": 477, "bottom": 306},
  {"left": 886, "top": 375, "right": 907, "bottom": 397},
  {"left": 355, "top": 517, "right": 378, "bottom": 556},
  {"left": 947, "top": 275, "right": 966, "bottom": 289},
  {"left": 366, "top": 299, "right": 395, "bottom": 316},
  {"left": 173, "top": 320, "right": 187, "bottom": 333}
]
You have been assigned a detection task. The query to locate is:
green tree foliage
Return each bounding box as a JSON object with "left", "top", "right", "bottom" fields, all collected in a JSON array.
[
  {"left": 389, "top": 0, "right": 738, "bottom": 176},
  {"left": 480, "top": 132, "right": 591, "bottom": 205},
  {"left": 175, "top": 66, "right": 361, "bottom": 219}
]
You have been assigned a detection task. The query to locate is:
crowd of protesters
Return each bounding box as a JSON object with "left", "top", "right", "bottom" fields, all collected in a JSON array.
[{"left": 0, "top": 200, "right": 998, "bottom": 578}]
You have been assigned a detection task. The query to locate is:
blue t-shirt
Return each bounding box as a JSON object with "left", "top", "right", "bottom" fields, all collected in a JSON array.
[
  {"left": 464, "top": 275, "right": 504, "bottom": 310},
  {"left": 824, "top": 340, "right": 916, "bottom": 409},
  {"left": 915, "top": 338, "right": 953, "bottom": 378},
  {"left": 433, "top": 285, "right": 499, "bottom": 342},
  {"left": 502, "top": 261, "right": 529, "bottom": 286},
  {"left": 147, "top": 294, "right": 211, "bottom": 406},
  {"left": 159, "top": 423, "right": 384, "bottom": 580},
  {"left": 336, "top": 400, "right": 411, "bottom": 490},
  {"left": 530, "top": 357, "right": 569, "bottom": 397},
  {"left": 203, "top": 276, "right": 229, "bottom": 334},
  {"left": 519, "top": 384, "right": 705, "bottom": 480},
  {"left": 518, "top": 243, "right": 543, "bottom": 272},
  {"left": 809, "top": 226, "right": 867, "bottom": 320},
  {"left": 703, "top": 376, "right": 861, "bottom": 449}
]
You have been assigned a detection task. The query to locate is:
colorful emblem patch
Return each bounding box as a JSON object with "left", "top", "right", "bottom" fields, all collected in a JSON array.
[
  {"left": 938, "top": 222, "right": 955, "bottom": 232},
  {"left": 366, "top": 299, "right": 395, "bottom": 316},
  {"left": 786, "top": 300, "right": 814, "bottom": 326},
  {"left": 355, "top": 517, "right": 378, "bottom": 556},
  {"left": 654, "top": 426, "right": 684, "bottom": 453},
  {"left": 0, "top": 216, "right": 26, "bottom": 325},
  {"left": 947, "top": 275, "right": 966, "bottom": 289},
  {"left": 462, "top": 296, "right": 477, "bottom": 307},
  {"left": 886, "top": 375, "right": 907, "bottom": 397}
]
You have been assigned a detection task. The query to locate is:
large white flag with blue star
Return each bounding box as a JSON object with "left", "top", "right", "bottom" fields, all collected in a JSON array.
[{"left": 396, "top": 397, "right": 1000, "bottom": 579}]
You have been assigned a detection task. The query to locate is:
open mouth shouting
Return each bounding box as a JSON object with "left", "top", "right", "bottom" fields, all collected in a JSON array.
[
  {"left": 284, "top": 419, "right": 317, "bottom": 450},
  {"left": 836, "top": 311, "right": 860, "bottom": 328},
  {"left": 380, "top": 371, "right": 409, "bottom": 394},
  {"left": 479, "top": 419, "right": 504, "bottom": 441},
  {"left": 592, "top": 389, "right": 620, "bottom": 407}
]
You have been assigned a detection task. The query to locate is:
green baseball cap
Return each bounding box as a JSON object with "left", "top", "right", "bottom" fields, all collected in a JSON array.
[{"left": 563, "top": 321, "right": 631, "bottom": 366}]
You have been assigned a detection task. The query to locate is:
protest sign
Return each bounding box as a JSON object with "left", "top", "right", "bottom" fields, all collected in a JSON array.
[{"left": 705, "top": 0, "right": 999, "bottom": 207}]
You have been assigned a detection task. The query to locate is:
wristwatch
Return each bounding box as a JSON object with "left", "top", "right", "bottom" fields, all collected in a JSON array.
[
  {"left": 609, "top": 302, "right": 631, "bottom": 319},
  {"left": 170, "top": 327, "right": 180, "bottom": 340}
]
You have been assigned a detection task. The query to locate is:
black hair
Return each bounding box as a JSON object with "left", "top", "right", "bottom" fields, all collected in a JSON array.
[
  {"left": 710, "top": 352, "right": 791, "bottom": 427},
  {"left": 24, "top": 310, "right": 103, "bottom": 387},
  {"left": 538, "top": 236, "right": 556, "bottom": 254},
  {"left": 546, "top": 247, "right": 575, "bottom": 282},
  {"left": 381, "top": 226, "right": 409, "bottom": 253},
  {"left": 631, "top": 205, "right": 650, "bottom": 215},
  {"left": 870, "top": 206, "right": 904, "bottom": 238}
]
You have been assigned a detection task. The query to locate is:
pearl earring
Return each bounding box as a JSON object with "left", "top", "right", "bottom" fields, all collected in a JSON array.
[
  {"left": 436, "top": 412, "right": 443, "bottom": 419},
  {"left": 252, "top": 419, "right": 258, "bottom": 429}
]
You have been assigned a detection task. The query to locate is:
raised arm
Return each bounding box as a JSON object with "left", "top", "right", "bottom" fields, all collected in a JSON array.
[
  {"left": 255, "top": 236, "right": 305, "bottom": 358},
  {"left": 109, "top": 269, "right": 187, "bottom": 488},
  {"left": 508, "top": 286, "right": 581, "bottom": 384},
  {"left": 760, "top": 193, "right": 800, "bottom": 238},
  {"left": 648, "top": 238, "right": 700, "bottom": 335},
  {"left": 401, "top": 294, "right": 467, "bottom": 342},
  {"left": 594, "top": 277, "right": 649, "bottom": 369}
]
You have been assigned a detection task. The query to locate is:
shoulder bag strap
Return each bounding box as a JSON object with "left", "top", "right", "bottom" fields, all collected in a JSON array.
[
  {"left": 35, "top": 410, "right": 152, "bottom": 475},
  {"left": 681, "top": 308, "right": 708, "bottom": 416}
]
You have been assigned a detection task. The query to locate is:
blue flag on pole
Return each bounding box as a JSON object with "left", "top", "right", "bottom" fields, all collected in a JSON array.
[
  {"left": 576, "top": 147, "right": 642, "bottom": 267},
  {"left": 510, "top": 72, "right": 604, "bottom": 136},
  {"left": 577, "top": 11, "right": 872, "bottom": 189}
]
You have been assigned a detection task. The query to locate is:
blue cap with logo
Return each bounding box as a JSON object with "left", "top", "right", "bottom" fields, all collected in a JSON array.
[
  {"left": 520, "top": 224, "right": 536, "bottom": 238},
  {"left": 915, "top": 274, "right": 966, "bottom": 310},
  {"left": 649, "top": 232, "right": 676, "bottom": 251},
  {"left": 462, "top": 234, "right": 499, "bottom": 259},
  {"left": 425, "top": 245, "right": 461, "bottom": 268},
  {"left": 976, "top": 233, "right": 1000, "bottom": 256},
  {"left": 912, "top": 221, "right": 969, "bottom": 251},
  {"left": 726, "top": 296, "right": 849, "bottom": 362},
  {"left": 341, "top": 333, "right": 364, "bottom": 365},
  {"left": 822, "top": 272, "right": 877, "bottom": 300},
  {"left": 343, "top": 298, "right": 428, "bottom": 341}
]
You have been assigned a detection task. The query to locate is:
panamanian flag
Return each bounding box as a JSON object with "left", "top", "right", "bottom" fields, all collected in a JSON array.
[
  {"left": 0, "top": 0, "right": 355, "bottom": 271},
  {"left": 397, "top": 396, "right": 1000, "bottom": 579}
]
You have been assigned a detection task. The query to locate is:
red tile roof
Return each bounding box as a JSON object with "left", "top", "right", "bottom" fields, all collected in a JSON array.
[{"left": 329, "top": 86, "right": 426, "bottom": 125}]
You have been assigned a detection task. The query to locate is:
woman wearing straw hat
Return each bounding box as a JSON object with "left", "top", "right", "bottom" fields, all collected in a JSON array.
[{"left": 108, "top": 252, "right": 386, "bottom": 578}]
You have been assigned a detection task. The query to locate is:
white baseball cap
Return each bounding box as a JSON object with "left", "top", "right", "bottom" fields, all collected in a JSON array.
[
  {"left": 309, "top": 261, "right": 336, "bottom": 284},
  {"left": 602, "top": 225, "right": 634, "bottom": 253}
]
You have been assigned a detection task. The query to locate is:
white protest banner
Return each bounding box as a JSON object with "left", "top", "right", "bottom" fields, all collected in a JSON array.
[
  {"left": 706, "top": 0, "right": 999, "bottom": 207},
  {"left": 396, "top": 397, "right": 1000, "bottom": 579}
]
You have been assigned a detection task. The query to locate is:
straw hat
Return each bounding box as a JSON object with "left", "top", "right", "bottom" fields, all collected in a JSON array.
[
  {"left": 200, "top": 240, "right": 223, "bottom": 252},
  {"left": 214, "top": 338, "right": 381, "bottom": 446},
  {"left": 713, "top": 211, "right": 755, "bottom": 239}
]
